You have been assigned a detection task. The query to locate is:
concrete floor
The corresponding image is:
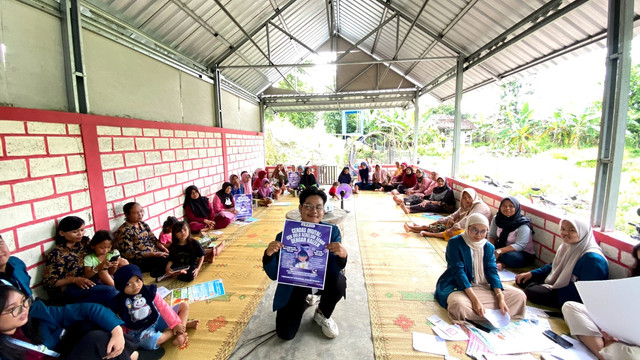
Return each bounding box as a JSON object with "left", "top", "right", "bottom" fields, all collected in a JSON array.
[{"left": 228, "top": 197, "right": 375, "bottom": 360}]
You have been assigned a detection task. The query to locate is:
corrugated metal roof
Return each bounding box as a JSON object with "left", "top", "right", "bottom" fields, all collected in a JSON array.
[{"left": 82, "top": 0, "right": 640, "bottom": 110}]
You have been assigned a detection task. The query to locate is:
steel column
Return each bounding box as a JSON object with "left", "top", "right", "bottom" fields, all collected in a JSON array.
[
  {"left": 591, "top": 0, "right": 633, "bottom": 230},
  {"left": 60, "top": 0, "right": 89, "bottom": 113},
  {"left": 413, "top": 90, "right": 420, "bottom": 165},
  {"left": 214, "top": 67, "right": 223, "bottom": 128},
  {"left": 451, "top": 55, "right": 464, "bottom": 178}
]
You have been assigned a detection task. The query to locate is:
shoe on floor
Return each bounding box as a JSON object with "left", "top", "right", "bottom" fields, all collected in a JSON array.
[
  {"left": 306, "top": 294, "right": 320, "bottom": 306},
  {"left": 314, "top": 308, "right": 339, "bottom": 338}
]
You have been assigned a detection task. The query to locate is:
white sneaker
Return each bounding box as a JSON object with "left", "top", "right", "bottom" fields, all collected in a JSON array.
[
  {"left": 314, "top": 308, "right": 339, "bottom": 338},
  {"left": 306, "top": 294, "right": 320, "bottom": 306}
]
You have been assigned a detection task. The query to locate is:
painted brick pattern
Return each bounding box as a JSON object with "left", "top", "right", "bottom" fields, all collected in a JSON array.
[
  {"left": 0, "top": 120, "right": 92, "bottom": 297},
  {"left": 225, "top": 133, "right": 265, "bottom": 179},
  {"left": 99, "top": 127, "right": 230, "bottom": 236}
]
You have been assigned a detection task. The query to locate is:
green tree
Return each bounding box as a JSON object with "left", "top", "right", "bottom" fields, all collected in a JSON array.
[
  {"left": 497, "top": 102, "right": 540, "bottom": 154},
  {"left": 627, "top": 64, "right": 640, "bottom": 147}
]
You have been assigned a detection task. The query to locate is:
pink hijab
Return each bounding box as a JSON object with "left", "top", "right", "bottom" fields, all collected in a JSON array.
[
  {"left": 241, "top": 173, "right": 252, "bottom": 194},
  {"left": 257, "top": 178, "right": 273, "bottom": 198}
]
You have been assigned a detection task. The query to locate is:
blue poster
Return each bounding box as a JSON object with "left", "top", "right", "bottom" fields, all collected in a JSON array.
[
  {"left": 234, "top": 194, "right": 253, "bottom": 219},
  {"left": 277, "top": 220, "right": 332, "bottom": 289},
  {"left": 288, "top": 172, "right": 300, "bottom": 189}
]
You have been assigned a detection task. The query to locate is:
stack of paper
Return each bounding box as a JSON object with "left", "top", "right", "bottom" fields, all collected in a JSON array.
[{"left": 170, "top": 279, "right": 225, "bottom": 306}]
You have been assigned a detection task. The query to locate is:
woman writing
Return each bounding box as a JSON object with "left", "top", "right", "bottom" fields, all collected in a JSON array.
[
  {"left": 515, "top": 217, "right": 608, "bottom": 308},
  {"left": 488, "top": 197, "right": 535, "bottom": 270},
  {"left": 434, "top": 214, "right": 527, "bottom": 322}
]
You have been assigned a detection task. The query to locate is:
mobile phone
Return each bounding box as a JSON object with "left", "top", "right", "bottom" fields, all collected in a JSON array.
[
  {"left": 171, "top": 265, "right": 190, "bottom": 272},
  {"left": 110, "top": 255, "right": 120, "bottom": 262},
  {"left": 543, "top": 330, "right": 573, "bottom": 349},
  {"left": 467, "top": 319, "right": 493, "bottom": 333}
]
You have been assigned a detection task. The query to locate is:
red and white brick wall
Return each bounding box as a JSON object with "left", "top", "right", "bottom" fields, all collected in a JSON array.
[
  {"left": 225, "top": 133, "right": 265, "bottom": 179},
  {"left": 0, "top": 107, "right": 265, "bottom": 296},
  {"left": 446, "top": 177, "right": 636, "bottom": 278}
]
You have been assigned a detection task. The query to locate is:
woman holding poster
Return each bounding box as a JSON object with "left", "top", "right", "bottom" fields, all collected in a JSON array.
[{"left": 262, "top": 187, "right": 348, "bottom": 340}]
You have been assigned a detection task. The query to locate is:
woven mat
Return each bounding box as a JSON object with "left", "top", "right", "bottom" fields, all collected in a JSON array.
[
  {"left": 354, "top": 192, "right": 568, "bottom": 360},
  {"left": 141, "top": 198, "right": 298, "bottom": 359}
]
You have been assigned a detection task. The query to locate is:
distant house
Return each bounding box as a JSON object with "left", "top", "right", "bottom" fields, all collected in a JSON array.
[{"left": 431, "top": 114, "right": 477, "bottom": 147}]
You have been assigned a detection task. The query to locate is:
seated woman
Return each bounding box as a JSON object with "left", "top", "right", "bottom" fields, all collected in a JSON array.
[
  {"left": 43, "top": 216, "right": 118, "bottom": 305},
  {"left": 114, "top": 203, "right": 168, "bottom": 278},
  {"left": 252, "top": 169, "right": 267, "bottom": 191},
  {"left": 0, "top": 235, "right": 32, "bottom": 297},
  {"left": 212, "top": 182, "right": 237, "bottom": 228},
  {"left": 256, "top": 178, "right": 275, "bottom": 206},
  {"left": 515, "top": 217, "right": 609, "bottom": 308},
  {"left": 371, "top": 164, "right": 391, "bottom": 191},
  {"left": 299, "top": 167, "right": 318, "bottom": 190},
  {"left": 240, "top": 171, "right": 253, "bottom": 194},
  {"left": 392, "top": 161, "right": 404, "bottom": 182},
  {"left": 0, "top": 285, "right": 136, "bottom": 360},
  {"left": 394, "top": 170, "right": 437, "bottom": 205},
  {"left": 183, "top": 185, "right": 216, "bottom": 232},
  {"left": 488, "top": 197, "right": 535, "bottom": 270},
  {"left": 352, "top": 162, "right": 371, "bottom": 193},
  {"left": 271, "top": 164, "right": 288, "bottom": 198},
  {"left": 395, "top": 166, "right": 417, "bottom": 194},
  {"left": 393, "top": 168, "right": 428, "bottom": 196},
  {"left": 337, "top": 166, "right": 352, "bottom": 186},
  {"left": 408, "top": 188, "right": 492, "bottom": 241},
  {"left": 400, "top": 175, "right": 455, "bottom": 218},
  {"left": 561, "top": 243, "right": 640, "bottom": 360},
  {"left": 434, "top": 214, "right": 527, "bottom": 322},
  {"left": 229, "top": 174, "right": 243, "bottom": 196}
]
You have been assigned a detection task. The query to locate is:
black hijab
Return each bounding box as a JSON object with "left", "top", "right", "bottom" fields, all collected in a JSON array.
[
  {"left": 494, "top": 196, "right": 532, "bottom": 248},
  {"left": 216, "top": 182, "right": 235, "bottom": 209},
  {"left": 338, "top": 167, "right": 351, "bottom": 184},
  {"left": 431, "top": 176, "right": 449, "bottom": 194},
  {"left": 300, "top": 167, "right": 317, "bottom": 187},
  {"left": 183, "top": 185, "right": 211, "bottom": 218}
]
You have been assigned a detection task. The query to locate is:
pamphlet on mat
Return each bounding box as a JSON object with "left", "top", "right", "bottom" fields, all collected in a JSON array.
[
  {"left": 498, "top": 269, "right": 517, "bottom": 282},
  {"left": 541, "top": 335, "right": 598, "bottom": 360},
  {"left": 428, "top": 314, "right": 468, "bottom": 341},
  {"left": 272, "top": 202, "right": 290, "bottom": 206},
  {"left": 466, "top": 320, "right": 556, "bottom": 356},
  {"left": 170, "top": 279, "right": 225, "bottom": 306},
  {"left": 484, "top": 308, "right": 511, "bottom": 328},
  {"left": 276, "top": 220, "right": 331, "bottom": 290},
  {"left": 232, "top": 217, "right": 260, "bottom": 226},
  {"left": 412, "top": 331, "right": 449, "bottom": 356}
]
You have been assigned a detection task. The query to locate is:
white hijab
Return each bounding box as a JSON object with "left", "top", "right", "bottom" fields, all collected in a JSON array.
[
  {"left": 544, "top": 218, "right": 604, "bottom": 289},
  {"left": 461, "top": 213, "right": 490, "bottom": 285}
]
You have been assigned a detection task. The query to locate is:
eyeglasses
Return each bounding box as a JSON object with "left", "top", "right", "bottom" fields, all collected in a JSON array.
[
  {"left": 469, "top": 228, "right": 488, "bottom": 236},
  {"left": 2, "top": 297, "right": 32, "bottom": 318},
  {"left": 302, "top": 203, "right": 324, "bottom": 211}
]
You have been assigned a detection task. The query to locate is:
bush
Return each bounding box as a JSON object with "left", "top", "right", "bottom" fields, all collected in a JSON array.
[{"left": 575, "top": 159, "right": 597, "bottom": 168}]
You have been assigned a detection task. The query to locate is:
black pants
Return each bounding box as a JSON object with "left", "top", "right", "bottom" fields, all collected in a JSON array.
[
  {"left": 138, "top": 256, "right": 168, "bottom": 278},
  {"left": 64, "top": 330, "right": 135, "bottom": 359},
  {"left": 517, "top": 272, "right": 559, "bottom": 308},
  {"left": 275, "top": 272, "right": 346, "bottom": 340}
]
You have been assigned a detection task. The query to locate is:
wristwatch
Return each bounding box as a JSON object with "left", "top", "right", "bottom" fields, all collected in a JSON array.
[{"left": 496, "top": 249, "right": 502, "bottom": 255}]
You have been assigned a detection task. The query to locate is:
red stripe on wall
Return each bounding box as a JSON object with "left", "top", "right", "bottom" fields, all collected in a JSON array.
[{"left": 81, "top": 123, "right": 109, "bottom": 230}]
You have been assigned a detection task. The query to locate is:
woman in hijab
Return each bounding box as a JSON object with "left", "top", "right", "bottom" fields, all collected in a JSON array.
[
  {"left": 399, "top": 175, "right": 455, "bottom": 216},
  {"left": 229, "top": 174, "right": 243, "bottom": 196},
  {"left": 394, "top": 168, "right": 428, "bottom": 196},
  {"left": 299, "top": 167, "right": 318, "bottom": 190},
  {"left": 416, "top": 188, "right": 492, "bottom": 241},
  {"left": 271, "top": 164, "right": 288, "bottom": 198},
  {"left": 488, "top": 197, "right": 535, "bottom": 270},
  {"left": 371, "top": 164, "right": 390, "bottom": 191},
  {"left": 212, "top": 182, "right": 237, "bottom": 228},
  {"left": 515, "top": 217, "right": 608, "bottom": 308},
  {"left": 435, "top": 213, "right": 526, "bottom": 322},
  {"left": 395, "top": 166, "right": 417, "bottom": 194},
  {"left": 337, "top": 166, "right": 352, "bottom": 185},
  {"left": 184, "top": 185, "right": 217, "bottom": 232},
  {"left": 240, "top": 171, "right": 252, "bottom": 194},
  {"left": 353, "top": 161, "right": 372, "bottom": 193},
  {"left": 256, "top": 178, "right": 274, "bottom": 206},
  {"left": 253, "top": 170, "right": 268, "bottom": 191}
]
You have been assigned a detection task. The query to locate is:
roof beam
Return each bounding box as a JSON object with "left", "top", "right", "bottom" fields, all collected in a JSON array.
[
  {"left": 377, "top": 0, "right": 430, "bottom": 88},
  {"left": 337, "top": 64, "right": 375, "bottom": 92},
  {"left": 370, "top": 8, "right": 388, "bottom": 54},
  {"left": 211, "top": 0, "right": 298, "bottom": 66},
  {"left": 268, "top": 20, "right": 319, "bottom": 55},
  {"left": 335, "top": 14, "right": 397, "bottom": 62},
  {"left": 263, "top": 97, "right": 413, "bottom": 107},
  {"left": 372, "top": 0, "right": 464, "bottom": 55},
  {"left": 212, "top": 0, "right": 298, "bottom": 93},
  {"left": 217, "top": 56, "right": 456, "bottom": 69},
  {"left": 420, "top": 0, "right": 589, "bottom": 96}
]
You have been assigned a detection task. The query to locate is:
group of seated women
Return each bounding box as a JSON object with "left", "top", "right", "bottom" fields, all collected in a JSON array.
[{"left": 386, "top": 166, "right": 639, "bottom": 359}]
